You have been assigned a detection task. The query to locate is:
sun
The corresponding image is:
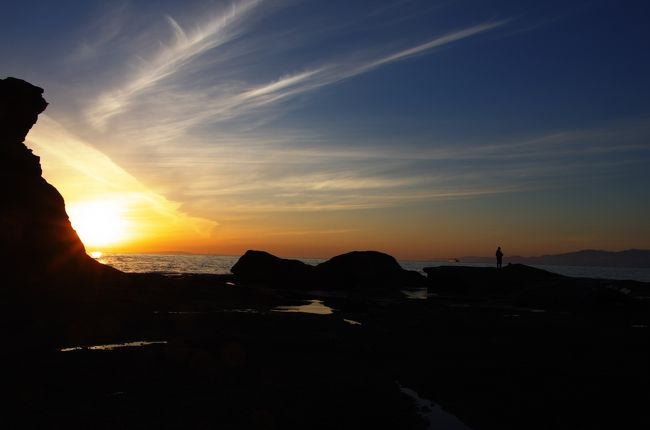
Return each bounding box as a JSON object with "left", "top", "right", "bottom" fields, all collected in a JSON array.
[{"left": 67, "top": 199, "right": 129, "bottom": 248}]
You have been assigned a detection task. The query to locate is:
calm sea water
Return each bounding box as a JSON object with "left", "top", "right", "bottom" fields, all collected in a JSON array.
[{"left": 95, "top": 253, "right": 650, "bottom": 282}]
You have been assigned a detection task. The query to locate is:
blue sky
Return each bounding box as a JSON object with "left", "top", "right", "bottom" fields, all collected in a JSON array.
[{"left": 2, "top": 0, "right": 650, "bottom": 257}]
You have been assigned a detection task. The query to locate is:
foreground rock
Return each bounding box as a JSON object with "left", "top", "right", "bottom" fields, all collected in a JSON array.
[
  {"left": 232, "top": 249, "right": 426, "bottom": 290},
  {"left": 425, "top": 263, "right": 648, "bottom": 309},
  {"left": 0, "top": 77, "right": 119, "bottom": 283}
]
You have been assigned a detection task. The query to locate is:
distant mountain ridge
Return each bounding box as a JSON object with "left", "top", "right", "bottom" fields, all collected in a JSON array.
[{"left": 459, "top": 249, "right": 650, "bottom": 268}]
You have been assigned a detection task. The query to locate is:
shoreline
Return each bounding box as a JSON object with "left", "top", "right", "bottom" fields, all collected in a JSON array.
[
  {"left": 94, "top": 252, "right": 650, "bottom": 283},
  {"left": 4, "top": 262, "right": 649, "bottom": 429}
]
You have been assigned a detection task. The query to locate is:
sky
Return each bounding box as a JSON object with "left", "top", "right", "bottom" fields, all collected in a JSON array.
[{"left": 2, "top": 0, "right": 650, "bottom": 259}]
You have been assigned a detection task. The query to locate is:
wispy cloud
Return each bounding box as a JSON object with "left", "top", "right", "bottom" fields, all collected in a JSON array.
[
  {"left": 128, "top": 120, "right": 650, "bottom": 215},
  {"left": 85, "top": 4, "right": 507, "bottom": 135},
  {"left": 64, "top": 3, "right": 650, "bottom": 219},
  {"left": 87, "top": 0, "right": 262, "bottom": 128},
  {"left": 241, "top": 69, "right": 323, "bottom": 99},
  {"left": 65, "top": 1, "right": 131, "bottom": 64},
  {"left": 231, "top": 19, "right": 511, "bottom": 109},
  {"left": 364, "top": 20, "right": 508, "bottom": 69}
]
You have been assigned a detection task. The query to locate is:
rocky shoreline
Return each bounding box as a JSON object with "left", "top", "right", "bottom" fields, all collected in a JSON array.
[
  {"left": 4, "top": 254, "right": 649, "bottom": 429},
  {"left": 2, "top": 77, "right": 649, "bottom": 429}
]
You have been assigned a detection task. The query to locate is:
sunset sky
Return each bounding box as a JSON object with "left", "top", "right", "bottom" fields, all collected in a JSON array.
[{"left": 2, "top": 0, "right": 650, "bottom": 258}]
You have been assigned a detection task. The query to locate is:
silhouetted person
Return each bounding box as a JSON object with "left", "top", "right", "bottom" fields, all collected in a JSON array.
[{"left": 496, "top": 246, "right": 503, "bottom": 269}]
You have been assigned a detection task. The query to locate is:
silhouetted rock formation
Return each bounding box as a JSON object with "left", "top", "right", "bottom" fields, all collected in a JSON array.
[
  {"left": 0, "top": 77, "right": 118, "bottom": 282},
  {"left": 316, "top": 251, "right": 425, "bottom": 288},
  {"left": 424, "top": 264, "right": 563, "bottom": 297},
  {"left": 231, "top": 250, "right": 425, "bottom": 289},
  {"left": 424, "top": 264, "right": 646, "bottom": 309},
  {"left": 231, "top": 250, "right": 316, "bottom": 285}
]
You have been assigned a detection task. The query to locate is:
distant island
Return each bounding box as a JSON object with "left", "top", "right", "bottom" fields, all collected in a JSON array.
[{"left": 456, "top": 249, "right": 650, "bottom": 268}]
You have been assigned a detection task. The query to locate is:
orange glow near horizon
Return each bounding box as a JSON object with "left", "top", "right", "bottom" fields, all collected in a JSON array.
[
  {"left": 24, "top": 115, "right": 649, "bottom": 260},
  {"left": 27, "top": 116, "right": 218, "bottom": 254}
]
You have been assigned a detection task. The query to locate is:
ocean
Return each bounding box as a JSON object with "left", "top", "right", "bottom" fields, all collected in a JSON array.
[{"left": 95, "top": 253, "right": 650, "bottom": 283}]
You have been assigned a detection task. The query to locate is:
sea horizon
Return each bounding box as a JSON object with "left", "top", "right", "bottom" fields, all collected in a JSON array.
[{"left": 93, "top": 252, "right": 650, "bottom": 283}]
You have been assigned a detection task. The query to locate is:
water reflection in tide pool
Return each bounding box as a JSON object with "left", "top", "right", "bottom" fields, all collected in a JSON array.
[
  {"left": 401, "top": 288, "right": 428, "bottom": 300},
  {"left": 272, "top": 300, "right": 334, "bottom": 315},
  {"left": 397, "top": 382, "right": 472, "bottom": 430},
  {"left": 60, "top": 341, "right": 167, "bottom": 352}
]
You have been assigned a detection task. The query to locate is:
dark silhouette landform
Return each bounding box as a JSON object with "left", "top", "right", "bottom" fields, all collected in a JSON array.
[
  {"left": 459, "top": 249, "right": 650, "bottom": 268},
  {"left": 232, "top": 249, "right": 426, "bottom": 289},
  {"left": 2, "top": 77, "right": 649, "bottom": 429},
  {"left": 0, "top": 77, "right": 120, "bottom": 283}
]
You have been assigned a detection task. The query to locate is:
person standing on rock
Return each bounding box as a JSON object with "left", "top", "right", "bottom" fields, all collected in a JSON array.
[{"left": 496, "top": 246, "right": 503, "bottom": 269}]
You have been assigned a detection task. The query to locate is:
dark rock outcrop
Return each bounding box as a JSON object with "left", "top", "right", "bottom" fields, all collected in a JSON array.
[
  {"left": 0, "top": 77, "right": 118, "bottom": 282},
  {"left": 424, "top": 264, "right": 562, "bottom": 296},
  {"left": 424, "top": 263, "right": 643, "bottom": 309},
  {"left": 315, "top": 251, "right": 425, "bottom": 288},
  {"left": 231, "top": 249, "right": 425, "bottom": 289},
  {"left": 231, "top": 250, "right": 316, "bottom": 285}
]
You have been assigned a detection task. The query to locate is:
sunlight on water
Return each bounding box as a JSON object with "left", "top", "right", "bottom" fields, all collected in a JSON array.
[
  {"left": 60, "top": 341, "right": 167, "bottom": 352},
  {"left": 98, "top": 253, "right": 240, "bottom": 274},
  {"left": 89, "top": 251, "right": 103, "bottom": 259},
  {"left": 272, "top": 300, "right": 334, "bottom": 315}
]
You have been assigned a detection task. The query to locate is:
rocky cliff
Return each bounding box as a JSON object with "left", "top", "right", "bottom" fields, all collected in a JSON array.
[{"left": 0, "top": 77, "right": 118, "bottom": 282}]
